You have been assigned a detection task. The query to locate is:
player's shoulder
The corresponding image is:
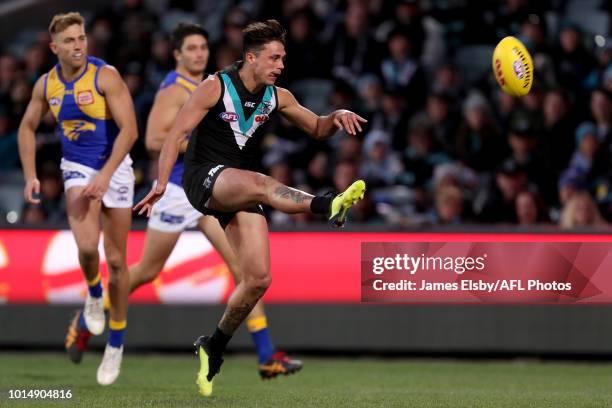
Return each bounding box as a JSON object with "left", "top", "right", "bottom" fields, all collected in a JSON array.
[
  {"left": 87, "top": 56, "right": 107, "bottom": 67},
  {"left": 154, "top": 80, "right": 190, "bottom": 106},
  {"left": 95, "top": 62, "right": 125, "bottom": 93},
  {"left": 31, "top": 73, "right": 49, "bottom": 98},
  {"left": 275, "top": 86, "right": 297, "bottom": 108},
  {"left": 197, "top": 74, "right": 221, "bottom": 92}
]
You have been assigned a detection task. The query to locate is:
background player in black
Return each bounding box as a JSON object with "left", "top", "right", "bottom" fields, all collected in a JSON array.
[{"left": 135, "top": 20, "right": 366, "bottom": 396}]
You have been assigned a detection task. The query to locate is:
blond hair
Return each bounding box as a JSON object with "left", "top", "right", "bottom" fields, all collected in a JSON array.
[
  {"left": 49, "top": 12, "right": 84, "bottom": 36},
  {"left": 559, "top": 190, "right": 608, "bottom": 230}
]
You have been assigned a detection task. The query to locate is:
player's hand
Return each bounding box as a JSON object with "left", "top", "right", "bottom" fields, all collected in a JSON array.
[
  {"left": 82, "top": 172, "right": 111, "bottom": 200},
  {"left": 24, "top": 178, "right": 41, "bottom": 204},
  {"left": 333, "top": 110, "right": 367, "bottom": 136},
  {"left": 133, "top": 182, "right": 166, "bottom": 217}
]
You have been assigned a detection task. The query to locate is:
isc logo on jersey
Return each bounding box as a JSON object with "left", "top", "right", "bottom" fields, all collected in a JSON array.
[{"left": 219, "top": 112, "right": 239, "bottom": 122}]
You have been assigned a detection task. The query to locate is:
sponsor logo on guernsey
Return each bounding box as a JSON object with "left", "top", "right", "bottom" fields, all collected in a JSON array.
[
  {"left": 49, "top": 97, "right": 61, "bottom": 106},
  {"left": 244, "top": 101, "right": 256, "bottom": 108},
  {"left": 61, "top": 120, "right": 96, "bottom": 141},
  {"left": 254, "top": 114, "right": 269, "bottom": 123},
  {"left": 219, "top": 112, "right": 239, "bottom": 122},
  {"left": 77, "top": 90, "right": 94, "bottom": 105}
]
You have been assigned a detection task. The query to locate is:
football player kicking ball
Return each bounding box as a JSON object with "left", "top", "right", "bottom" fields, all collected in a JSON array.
[
  {"left": 19, "top": 12, "right": 137, "bottom": 385},
  {"left": 65, "top": 22, "right": 302, "bottom": 379},
  {"left": 135, "top": 20, "right": 366, "bottom": 396}
]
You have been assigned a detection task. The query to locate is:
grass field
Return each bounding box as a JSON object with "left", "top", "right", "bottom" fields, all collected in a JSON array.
[{"left": 1, "top": 353, "right": 611, "bottom": 407}]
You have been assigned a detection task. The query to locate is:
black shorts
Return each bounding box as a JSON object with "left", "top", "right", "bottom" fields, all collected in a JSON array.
[{"left": 182, "top": 162, "right": 265, "bottom": 229}]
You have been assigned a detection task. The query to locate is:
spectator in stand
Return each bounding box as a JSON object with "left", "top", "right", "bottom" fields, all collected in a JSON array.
[
  {"left": 376, "top": 0, "right": 425, "bottom": 59},
  {"left": 553, "top": 23, "right": 597, "bottom": 104},
  {"left": 430, "top": 63, "right": 464, "bottom": 102},
  {"left": 397, "top": 120, "right": 450, "bottom": 191},
  {"left": 305, "top": 151, "right": 334, "bottom": 194},
  {"left": 284, "top": 8, "right": 328, "bottom": 82},
  {"left": 368, "top": 90, "right": 410, "bottom": 152},
  {"left": 590, "top": 88, "right": 612, "bottom": 146},
  {"left": 359, "top": 130, "right": 403, "bottom": 188},
  {"left": 428, "top": 184, "right": 469, "bottom": 225},
  {"left": 515, "top": 190, "right": 550, "bottom": 226},
  {"left": 505, "top": 118, "right": 557, "bottom": 204},
  {"left": 412, "top": 91, "right": 459, "bottom": 154},
  {"left": 475, "top": 158, "right": 530, "bottom": 223},
  {"left": 455, "top": 91, "right": 507, "bottom": 172},
  {"left": 559, "top": 190, "right": 609, "bottom": 230},
  {"left": 328, "top": 1, "right": 381, "bottom": 85},
  {"left": 380, "top": 29, "right": 427, "bottom": 113},
  {"left": 0, "top": 108, "right": 18, "bottom": 170},
  {"left": 541, "top": 87, "right": 576, "bottom": 174},
  {"left": 559, "top": 122, "right": 609, "bottom": 196},
  {"left": 0, "top": 54, "right": 19, "bottom": 97}
]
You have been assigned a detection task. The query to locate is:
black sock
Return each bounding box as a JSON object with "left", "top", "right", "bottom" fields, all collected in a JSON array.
[
  {"left": 310, "top": 195, "right": 333, "bottom": 215},
  {"left": 209, "top": 327, "right": 232, "bottom": 355}
]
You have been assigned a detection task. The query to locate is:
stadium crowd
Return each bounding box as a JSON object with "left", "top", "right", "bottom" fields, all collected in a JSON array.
[{"left": 1, "top": 0, "right": 611, "bottom": 229}]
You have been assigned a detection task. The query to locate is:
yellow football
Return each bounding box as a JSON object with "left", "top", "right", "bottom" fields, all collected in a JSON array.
[{"left": 492, "top": 36, "right": 534, "bottom": 97}]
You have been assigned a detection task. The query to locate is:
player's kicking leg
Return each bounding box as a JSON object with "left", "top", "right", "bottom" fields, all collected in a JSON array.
[
  {"left": 64, "top": 187, "right": 105, "bottom": 363},
  {"left": 198, "top": 216, "right": 303, "bottom": 379},
  {"left": 96, "top": 206, "right": 131, "bottom": 385},
  {"left": 208, "top": 169, "right": 365, "bottom": 228}
]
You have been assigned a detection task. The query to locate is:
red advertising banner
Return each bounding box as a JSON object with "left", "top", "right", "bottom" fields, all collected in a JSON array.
[{"left": 0, "top": 230, "right": 611, "bottom": 304}]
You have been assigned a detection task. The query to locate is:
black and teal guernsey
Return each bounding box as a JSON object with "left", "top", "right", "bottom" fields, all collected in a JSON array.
[{"left": 185, "top": 61, "right": 278, "bottom": 172}]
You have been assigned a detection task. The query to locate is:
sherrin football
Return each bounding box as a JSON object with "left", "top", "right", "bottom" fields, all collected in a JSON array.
[{"left": 492, "top": 36, "right": 533, "bottom": 97}]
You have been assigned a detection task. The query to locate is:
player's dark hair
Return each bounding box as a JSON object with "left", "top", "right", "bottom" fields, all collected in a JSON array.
[
  {"left": 171, "top": 23, "right": 209, "bottom": 51},
  {"left": 243, "top": 19, "right": 286, "bottom": 55}
]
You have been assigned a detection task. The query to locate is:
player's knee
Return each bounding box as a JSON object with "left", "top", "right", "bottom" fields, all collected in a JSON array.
[
  {"left": 244, "top": 268, "right": 271, "bottom": 295},
  {"left": 78, "top": 245, "right": 99, "bottom": 265},
  {"left": 253, "top": 173, "right": 273, "bottom": 200},
  {"left": 106, "top": 252, "right": 127, "bottom": 275}
]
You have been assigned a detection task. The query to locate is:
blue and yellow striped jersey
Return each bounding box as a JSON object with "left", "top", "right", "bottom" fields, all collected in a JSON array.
[
  {"left": 44, "top": 56, "right": 119, "bottom": 170},
  {"left": 158, "top": 71, "right": 199, "bottom": 186}
]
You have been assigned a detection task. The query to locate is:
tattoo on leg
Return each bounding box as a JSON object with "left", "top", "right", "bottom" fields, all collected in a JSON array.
[
  {"left": 219, "top": 302, "right": 253, "bottom": 334},
  {"left": 274, "top": 186, "right": 310, "bottom": 204}
]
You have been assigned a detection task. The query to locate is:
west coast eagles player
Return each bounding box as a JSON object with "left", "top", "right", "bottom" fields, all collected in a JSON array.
[
  {"left": 65, "top": 22, "right": 302, "bottom": 379},
  {"left": 17, "top": 12, "right": 137, "bottom": 385}
]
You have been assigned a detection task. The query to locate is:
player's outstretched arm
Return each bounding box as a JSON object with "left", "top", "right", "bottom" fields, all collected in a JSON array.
[
  {"left": 17, "top": 76, "right": 48, "bottom": 204},
  {"left": 83, "top": 65, "right": 138, "bottom": 199},
  {"left": 134, "top": 75, "right": 220, "bottom": 216},
  {"left": 276, "top": 87, "right": 367, "bottom": 139},
  {"left": 145, "top": 85, "right": 189, "bottom": 152}
]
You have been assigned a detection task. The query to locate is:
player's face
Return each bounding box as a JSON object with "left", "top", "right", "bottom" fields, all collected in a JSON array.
[
  {"left": 50, "top": 24, "right": 87, "bottom": 69},
  {"left": 176, "top": 34, "right": 209, "bottom": 75},
  {"left": 250, "top": 41, "right": 285, "bottom": 85}
]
